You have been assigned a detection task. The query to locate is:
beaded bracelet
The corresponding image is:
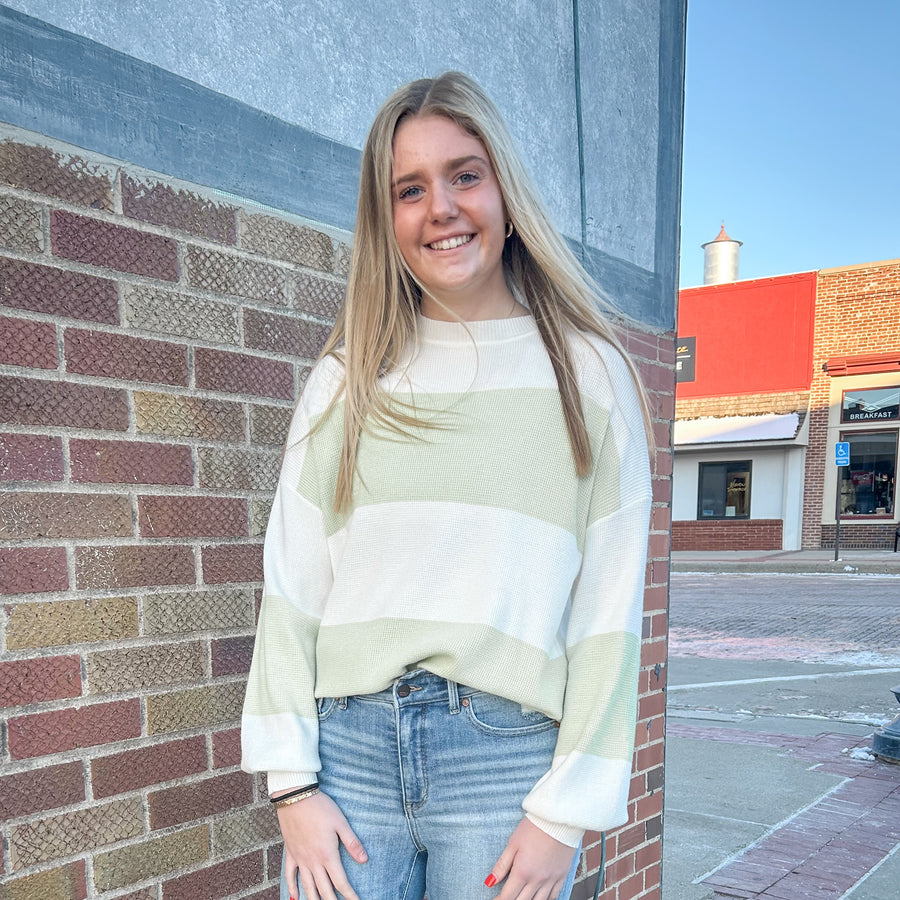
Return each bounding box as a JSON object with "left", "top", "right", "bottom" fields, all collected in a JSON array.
[{"left": 269, "top": 783, "right": 319, "bottom": 806}]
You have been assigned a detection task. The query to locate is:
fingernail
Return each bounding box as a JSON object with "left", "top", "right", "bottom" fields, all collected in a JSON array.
[{"left": 484, "top": 874, "right": 497, "bottom": 887}]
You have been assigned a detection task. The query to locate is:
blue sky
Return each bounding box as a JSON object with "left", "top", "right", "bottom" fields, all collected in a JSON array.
[{"left": 679, "top": 1, "right": 900, "bottom": 287}]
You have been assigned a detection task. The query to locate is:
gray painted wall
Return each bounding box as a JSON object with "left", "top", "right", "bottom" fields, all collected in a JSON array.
[{"left": 1, "top": 0, "right": 684, "bottom": 328}]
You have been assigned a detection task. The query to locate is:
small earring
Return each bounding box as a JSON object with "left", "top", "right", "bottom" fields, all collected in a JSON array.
[{"left": 505, "top": 221, "right": 513, "bottom": 239}]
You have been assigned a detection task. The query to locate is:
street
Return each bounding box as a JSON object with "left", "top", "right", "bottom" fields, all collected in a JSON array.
[{"left": 663, "top": 572, "right": 900, "bottom": 900}]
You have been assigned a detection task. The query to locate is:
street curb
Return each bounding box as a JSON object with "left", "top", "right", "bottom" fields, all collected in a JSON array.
[{"left": 671, "top": 561, "right": 900, "bottom": 576}]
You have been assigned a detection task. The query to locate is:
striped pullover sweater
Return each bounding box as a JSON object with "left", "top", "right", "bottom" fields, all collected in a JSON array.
[{"left": 241, "top": 313, "right": 651, "bottom": 846}]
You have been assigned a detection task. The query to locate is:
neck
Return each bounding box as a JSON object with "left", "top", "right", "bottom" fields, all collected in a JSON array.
[{"left": 419, "top": 289, "right": 527, "bottom": 322}]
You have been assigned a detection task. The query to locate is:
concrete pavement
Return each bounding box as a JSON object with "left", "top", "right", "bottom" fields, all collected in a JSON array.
[
  {"left": 671, "top": 548, "right": 900, "bottom": 576},
  {"left": 663, "top": 568, "right": 900, "bottom": 899}
]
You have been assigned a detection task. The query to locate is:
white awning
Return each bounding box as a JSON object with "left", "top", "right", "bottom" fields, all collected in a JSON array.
[{"left": 674, "top": 411, "right": 801, "bottom": 446}]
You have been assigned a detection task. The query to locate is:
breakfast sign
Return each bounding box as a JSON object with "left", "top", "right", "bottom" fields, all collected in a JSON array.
[{"left": 841, "top": 386, "right": 900, "bottom": 423}]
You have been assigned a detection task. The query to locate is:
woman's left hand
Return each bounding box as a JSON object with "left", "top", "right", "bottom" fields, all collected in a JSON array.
[{"left": 486, "top": 817, "right": 577, "bottom": 899}]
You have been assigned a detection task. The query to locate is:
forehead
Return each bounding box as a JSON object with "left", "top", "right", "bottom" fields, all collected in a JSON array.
[{"left": 391, "top": 114, "right": 489, "bottom": 169}]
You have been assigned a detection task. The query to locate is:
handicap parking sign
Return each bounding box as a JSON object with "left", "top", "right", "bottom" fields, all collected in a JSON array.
[{"left": 835, "top": 441, "right": 850, "bottom": 466}]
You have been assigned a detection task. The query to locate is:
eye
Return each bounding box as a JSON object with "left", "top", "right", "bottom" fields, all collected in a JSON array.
[
  {"left": 397, "top": 185, "right": 423, "bottom": 201},
  {"left": 456, "top": 170, "right": 480, "bottom": 186}
]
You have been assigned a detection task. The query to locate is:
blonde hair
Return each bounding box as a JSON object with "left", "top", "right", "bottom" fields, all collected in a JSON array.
[{"left": 318, "top": 71, "right": 654, "bottom": 510}]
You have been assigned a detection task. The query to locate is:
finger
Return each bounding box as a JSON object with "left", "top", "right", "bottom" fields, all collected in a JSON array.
[
  {"left": 327, "top": 866, "right": 360, "bottom": 900},
  {"left": 493, "top": 873, "right": 527, "bottom": 900},
  {"left": 298, "top": 867, "right": 318, "bottom": 900},
  {"left": 337, "top": 822, "right": 368, "bottom": 864},
  {"left": 487, "top": 844, "right": 514, "bottom": 888},
  {"left": 310, "top": 867, "right": 339, "bottom": 900},
  {"left": 283, "top": 858, "right": 300, "bottom": 900}
]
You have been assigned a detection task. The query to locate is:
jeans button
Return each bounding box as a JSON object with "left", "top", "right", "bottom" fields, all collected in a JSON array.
[{"left": 397, "top": 684, "right": 411, "bottom": 697}]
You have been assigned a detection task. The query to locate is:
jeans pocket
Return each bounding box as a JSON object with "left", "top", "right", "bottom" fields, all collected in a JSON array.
[
  {"left": 316, "top": 697, "right": 337, "bottom": 721},
  {"left": 463, "top": 692, "right": 558, "bottom": 736}
]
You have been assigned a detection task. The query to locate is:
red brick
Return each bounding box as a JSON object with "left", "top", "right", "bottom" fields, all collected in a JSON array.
[
  {"left": 0, "top": 491, "right": 132, "bottom": 540},
  {"left": 150, "top": 771, "right": 252, "bottom": 829},
  {"left": 650, "top": 476, "right": 671, "bottom": 504},
  {"left": 0, "top": 655, "right": 82, "bottom": 709},
  {"left": 0, "top": 761, "right": 85, "bottom": 818},
  {"left": 0, "top": 141, "right": 113, "bottom": 210},
  {"left": 75, "top": 545, "right": 195, "bottom": 590},
  {"left": 0, "top": 258, "right": 119, "bottom": 324},
  {"left": 202, "top": 543, "right": 263, "bottom": 584},
  {"left": 212, "top": 635, "right": 255, "bottom": 677},
  {"left": 91, "top": 736, "right": 208, "bottom": 798},
  {"left": 636, "top": 741, "right": 664, "bottom": 772},
  {"left": 212, "top": 728, "right": 241, "bottom": 768},
  {"left": 195, "top": 348, "right": 294, "bottom": 400},
  {"left": 242, "top": 887, "right": 279, "bottom": 900},
  {"left": 0, "top": 434, "right": 64, "bottom": 482},
  {"left": 638, "top": 692, "right": 666, "bottom": 719},
  {"left": 243, "top": 308, "right": 331, "bottom": 358},
  {"left": 65, "top": 330, "right": 188, "bottom": 386},
  {"left": 7, "top": 699, "right": 141, "bottom": 759},
  {"left": 70, "top": 439, "right": 193, "bottom": 485},
  {"left": 0, "top": 376, "right": 128, "bottom": 431},
  {"left": 51, "top": 210, "right": 178, "bottom": 280},
  {"left": 0, "top": 317, "right": 58, "bottom": 369},
  {"left": 0, "top": 547, "right": 68, "bottom": 595},
  {"left": 138, "top": 496, "right": 247, "bottom": 539},
  {"left": 162, "top": 851, "right": 264, "bottom": 900},
  {"left": 0, "top": 860, "right": 87, "bottom": 900},
  {"left": 121, "top": 175, "right": 237, "bottom": 243},
  {"left": 636, "top": 791, "right": 663, "bottom": 821},
  {"left": 616, "top": 821, "right": 646, "bottom": 854},
  {"left": 639, "top": 642, "right": 666, "bottom": 671}
]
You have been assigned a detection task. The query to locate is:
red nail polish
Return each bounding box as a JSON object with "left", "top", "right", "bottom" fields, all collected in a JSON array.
[{"left": 484, "top": 874, "right": 497, "bottom": 887}]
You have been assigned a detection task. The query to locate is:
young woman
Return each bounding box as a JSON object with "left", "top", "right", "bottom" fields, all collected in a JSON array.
[{"left": 242, "top": 71, "right": 653, "bottom": 900}]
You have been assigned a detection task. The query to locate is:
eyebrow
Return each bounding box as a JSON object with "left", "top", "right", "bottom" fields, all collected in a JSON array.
[{"left": 391, "top": 154, "right": 489, "bottom": 189}]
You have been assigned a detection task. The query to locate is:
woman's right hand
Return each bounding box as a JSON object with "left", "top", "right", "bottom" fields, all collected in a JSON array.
[{"left": 276, "top": 792, "right": 368, "bottom": 900}]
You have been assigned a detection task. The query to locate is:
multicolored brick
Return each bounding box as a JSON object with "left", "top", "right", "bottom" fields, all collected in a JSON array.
[
  {"left": 5, "top": 595, "right": 138, "bottom": 650},
  {"left": 0, "top": 258, "right": 119, "bottom": 324},
  {"left": 51, "top": 210, "right": 178, "bottom": 281}
]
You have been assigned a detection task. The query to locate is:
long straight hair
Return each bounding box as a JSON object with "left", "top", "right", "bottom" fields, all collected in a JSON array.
[{"left": 318, "top": 71, "right": 654, "bottom": 511}]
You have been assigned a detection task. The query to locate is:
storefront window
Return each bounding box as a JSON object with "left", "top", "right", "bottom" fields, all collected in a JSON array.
[
  {"left": 697, "top": 461, "right": 751, "bottom": 519},
  {"left": 841, "top": 386, "right": 900, "bottom": 423},
  {"left": 839, "top": 431, "right": 897, "bottom": 516}
]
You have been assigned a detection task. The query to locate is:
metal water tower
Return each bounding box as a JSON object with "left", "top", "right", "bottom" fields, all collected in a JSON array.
[{"left": 702, "top": 224, "right": 742, "bottom": 284}]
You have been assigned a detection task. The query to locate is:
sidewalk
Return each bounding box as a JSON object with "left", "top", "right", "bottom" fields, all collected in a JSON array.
[
  {"left": 671, "top": 548, "right": 900, "bottom": 576},
  {"left": 663, "top": 572, "right": 900, "bottom": 899}
]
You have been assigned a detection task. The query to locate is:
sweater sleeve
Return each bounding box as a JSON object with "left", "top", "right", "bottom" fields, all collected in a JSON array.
[
  {"left": 240, "top": 363, "right": 339, "bottom": 794},
  {"left": 522, "top": 350, "right": 652, "bottom": 846}
]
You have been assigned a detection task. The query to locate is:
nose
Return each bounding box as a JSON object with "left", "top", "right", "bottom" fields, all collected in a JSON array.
[{"left": 428, "top": 182, "right": 458, "bottom": 221}]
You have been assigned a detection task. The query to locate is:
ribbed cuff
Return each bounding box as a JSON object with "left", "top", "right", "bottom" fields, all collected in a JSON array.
[
  {"left": 267, "top": 770, "right": 319, "bottom": 795},
  {"left": 525, "top": 813, "right": 585, "bottom": 848}
]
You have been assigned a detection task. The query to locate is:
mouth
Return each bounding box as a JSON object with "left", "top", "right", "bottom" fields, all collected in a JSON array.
[{"left": 426, "top": 234, "right": 474, "bottom": 251}]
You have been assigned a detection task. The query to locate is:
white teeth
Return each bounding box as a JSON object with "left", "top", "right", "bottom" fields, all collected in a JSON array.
[{"left": 428, "top": 234, "right": 473, "bottom": 251}]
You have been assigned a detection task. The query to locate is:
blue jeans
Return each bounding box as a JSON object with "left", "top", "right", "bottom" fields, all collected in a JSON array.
[{"left": 282, "top": 670, "right": 580, "bottom": 900}]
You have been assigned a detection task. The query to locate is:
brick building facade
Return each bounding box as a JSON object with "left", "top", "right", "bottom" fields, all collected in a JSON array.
[
  {"left": 802, "top": 259, "right": 900, "bottom": 550},
  {"left": 674, "top": 259, "right": 900, "bottom": 552}
]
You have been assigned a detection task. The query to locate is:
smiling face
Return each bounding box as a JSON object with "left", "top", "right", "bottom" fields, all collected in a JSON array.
[{"left": 391, "top": 114, "right": 514, "bottom": 320}]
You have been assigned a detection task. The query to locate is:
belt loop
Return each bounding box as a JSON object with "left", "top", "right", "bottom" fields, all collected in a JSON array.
[
  {"left": 447, "top": 679, "right": 460, "bottom": 714},
  {"left": 338, "top": 696, "right": 348, "bottom": 710}
]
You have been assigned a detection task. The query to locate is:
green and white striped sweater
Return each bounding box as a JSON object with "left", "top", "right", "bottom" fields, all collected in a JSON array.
[{"left": 241, "top": 313, "right": 651, "bottom": 846}]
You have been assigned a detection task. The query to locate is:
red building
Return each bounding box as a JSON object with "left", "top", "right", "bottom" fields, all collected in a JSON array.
[{"left": 674, "top": 235, "right": 899, "bottom": 551}]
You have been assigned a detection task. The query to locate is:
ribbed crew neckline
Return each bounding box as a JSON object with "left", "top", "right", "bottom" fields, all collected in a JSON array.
[{"left": 416, "top": 312, "right": 538, "bottom": 345}]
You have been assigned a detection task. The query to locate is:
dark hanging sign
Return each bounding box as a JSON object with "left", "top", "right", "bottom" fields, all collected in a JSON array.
[
  {"left": 841, "top": 385, "right": 900, "bottom": 423},
  {"left": 676, "top": 336, "right": 696, "bottom": 383}
]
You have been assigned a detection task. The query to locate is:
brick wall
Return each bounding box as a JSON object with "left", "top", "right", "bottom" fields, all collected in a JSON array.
[
  {"left": 0, "top": 128, "right": 673, "bottom": 900},
  {"left": 675, "top": 390, "right": 809, "bottom": 420},
  {"left": 671, "top": 519, "right": 783, "bottom": 551},
  {"left": 801, "top": 260, "right": 900, "bottom": 548}
]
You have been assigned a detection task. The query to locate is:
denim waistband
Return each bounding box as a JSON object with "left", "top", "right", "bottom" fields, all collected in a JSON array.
[{"left": 340, "top": 669, "right": 478, "bottom": 712}]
